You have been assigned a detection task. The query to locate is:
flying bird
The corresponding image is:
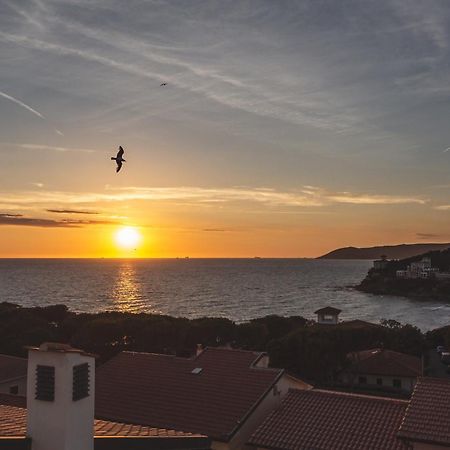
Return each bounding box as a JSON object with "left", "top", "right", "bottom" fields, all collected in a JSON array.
[
  {"left": 111, "top": 146, "right": 126, "bottom": 173},
  {"left": 160, "top": 83, "right": 167, "bottom": 86}
]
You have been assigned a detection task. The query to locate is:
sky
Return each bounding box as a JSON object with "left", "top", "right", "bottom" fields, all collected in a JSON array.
[{"left": 1, "top": 0, "right": 450, "bottom": 257}]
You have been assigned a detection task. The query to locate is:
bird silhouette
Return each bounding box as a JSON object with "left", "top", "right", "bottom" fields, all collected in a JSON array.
[
  {"left": 160, "top": 83, "right": 167, "bottom": 86},
  {"left": 111, "top": 146, "right": 126, "bottom": 173}
]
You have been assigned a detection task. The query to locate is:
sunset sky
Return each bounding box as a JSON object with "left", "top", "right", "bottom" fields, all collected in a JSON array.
[{"left": 1, "top": 0, "right": 450, "bottom": 257}]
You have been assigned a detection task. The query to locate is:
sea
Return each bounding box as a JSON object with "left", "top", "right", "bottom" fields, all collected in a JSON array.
[{"left": 0, "top": 258, "right": 449, "bottom": 331}]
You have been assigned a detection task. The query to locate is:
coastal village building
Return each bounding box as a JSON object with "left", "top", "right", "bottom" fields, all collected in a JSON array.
[
  {"left": 339, "top": 348, "right": 422, "bottom": 394},
  {"left": 95, "top": 347, "right": 312, "bottom": 450},
  {"left": 1, "top": 343, "right": 450, "bottom": 450},
  {"left": 0, "top": 343, "right": 211, "bottom": 450},
  {"left": 314, "top": 306, "right": 341, "bottom": 325},
  {"left": 248, "top": 388, "right": 409, "bottom": 450},
  {"left": 373, "top": 255, "right": 389, "bottom": 271},
  {"left": 248, "top": 377, "right": 450, "bottom": 450},
  {"left": 398, "top": 377, "right": 450, "bottom": 449},
  {"left": 0, "top": 354, "right": 27, "bottom": 396},
  {"left": 396, "top": 257, "right": 441, "bottom": 279}
]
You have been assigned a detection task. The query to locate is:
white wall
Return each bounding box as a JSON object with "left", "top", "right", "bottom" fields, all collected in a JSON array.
[{"left": 26, "top": 348, "right": 95, "bottom": 450}]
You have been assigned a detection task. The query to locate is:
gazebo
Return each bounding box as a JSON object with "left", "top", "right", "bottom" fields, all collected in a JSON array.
[{"left": 314, "top": 306, "right": 342, "bottom": 324}]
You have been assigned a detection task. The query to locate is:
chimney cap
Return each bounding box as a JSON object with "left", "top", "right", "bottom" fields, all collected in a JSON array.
[{"left": 25, "top": 342, "right": 97, "bottom": 358}]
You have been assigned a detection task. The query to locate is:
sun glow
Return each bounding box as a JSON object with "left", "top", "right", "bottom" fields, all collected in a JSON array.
[{"left": 115, "top": 227, "right": 141, "bottom": 250}]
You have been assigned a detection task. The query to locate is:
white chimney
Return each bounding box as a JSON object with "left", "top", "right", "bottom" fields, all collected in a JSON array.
[{"left": 26, "top": 343, "right": 95, "bottom": 450}]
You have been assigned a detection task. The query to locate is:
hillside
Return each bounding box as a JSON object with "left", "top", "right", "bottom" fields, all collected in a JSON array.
[{"left": 318, "top": 243, "right": 450, "bottom": 260}]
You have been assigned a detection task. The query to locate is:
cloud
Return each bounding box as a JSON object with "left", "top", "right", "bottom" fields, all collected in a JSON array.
[
  {"left": 47, "top": 209, "right": 99, "bottom": 214},
  {"left": 2, "top": 143, "right": 95, "bottom": 153},
  {"left": 416, "top": 232, "right": 442, "bottom": 239},
  {"left": 0, "top": 213, "right": 115, "bottom": 228},
  {"left": 435, "top": 205, "right": 450, "bottom": 211},
  {"left": 0, "top": 185, "right": 427, "bottom": 212},
  {"left": 203, "top": 228, "right": 227, "bottom": 232},
  {"left": 0, "top": 90, "right": 44, "bottom": 119}
]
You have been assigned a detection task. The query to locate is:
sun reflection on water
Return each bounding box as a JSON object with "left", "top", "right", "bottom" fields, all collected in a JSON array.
[{"left": 111, "top": 261, "right": 146, "bottom": 312}]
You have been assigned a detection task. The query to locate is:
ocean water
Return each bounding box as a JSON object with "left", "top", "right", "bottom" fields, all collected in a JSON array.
[{"left": 0, "top": 258, "right": 448, "bottom": 331}]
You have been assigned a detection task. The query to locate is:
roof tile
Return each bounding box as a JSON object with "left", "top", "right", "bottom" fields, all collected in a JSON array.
[
  {"left": 398, "top": 377, "right": 450, "bottom": 446},
  {"left": 95, "top": 348, "right": 284, "bottom": 440},
  {"left": 249, "top": 389, "right": 409, "bottom": 450}
]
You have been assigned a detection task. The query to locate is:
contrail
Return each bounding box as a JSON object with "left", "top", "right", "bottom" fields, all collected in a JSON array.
[{"left": 0, "top": 90, "right": 45, "bottom": 118}]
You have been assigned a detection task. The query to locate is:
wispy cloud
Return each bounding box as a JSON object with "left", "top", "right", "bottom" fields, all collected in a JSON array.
[
  {"left": 0, "top": 213, "right": 116, "bottom": 228},
  {"left": 0, "top": 185, "right": 427, "bottom": 211},
  {"left": 0, "top": 90, "right": 44, "bottom": 119},
  {"left": 416, "top": 232, "right": 442, "bottom": 240},
  {"left": 47, "top": 209, "right": 99, "bottom": 214},
  {"left": 435, "top": 205, "right": 450, "bottom": 211},
  {"left": 1, "top": 143, "right": 95, "bottom": 153}
]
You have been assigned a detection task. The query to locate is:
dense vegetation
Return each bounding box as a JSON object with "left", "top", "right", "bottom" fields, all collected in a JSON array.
[{"left": 0, "top": 302, "right": 440, "bottom": 385}]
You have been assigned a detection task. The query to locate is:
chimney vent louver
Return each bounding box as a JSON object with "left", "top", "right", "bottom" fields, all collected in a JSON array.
[
  {"left": 35, "top": 365, "right": 55, "bottom": 401},
  {"left": 73, "top": 362, "right": 90, "bottom": 401}
]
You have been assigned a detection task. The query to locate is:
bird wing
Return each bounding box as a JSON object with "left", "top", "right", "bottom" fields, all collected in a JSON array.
[
  {"left": 116, "top": 160, "right": 123, "bottom": 172},
  {"left": 117, "top": 146, "right": 124, "bottom": 158}
]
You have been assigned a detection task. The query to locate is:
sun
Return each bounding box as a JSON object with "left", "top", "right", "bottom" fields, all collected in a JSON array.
[{"left": 115, "top": 227, "right": 141, "bottom": 250}]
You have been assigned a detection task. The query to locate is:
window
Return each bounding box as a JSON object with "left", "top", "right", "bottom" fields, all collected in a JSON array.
[
  {"left": 36, "top": 365, "right": 55, "bottom": 401},
  {"left": 73, "top": 363, "right": 90, "bottom": 401},
  {"left": 376, "top": 378, "right": 383, "bottom": 386},
  {"left": 9, "top": 385, "right": 18, "bottom": 395},
  {"left": 393, "top": 379, "right": 402, "bottom": 389},
  {"left": 358, "top": 376, "right": 367, "bottom": 384}
]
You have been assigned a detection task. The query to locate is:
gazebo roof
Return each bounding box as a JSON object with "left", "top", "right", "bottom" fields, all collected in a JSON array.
[{"left": 314, "top": 306, "right": 342, "bottom": 315}]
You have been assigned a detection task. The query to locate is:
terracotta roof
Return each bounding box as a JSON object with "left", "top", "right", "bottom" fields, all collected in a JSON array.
[
  {"left": 0, "top": 404, "right": 27, "bottom": 437},
  {"left": 314, "top": 306, "right": 342, "bottom": 315},
  {"left": 0, "top": 354, "right": 27, "bottom": 382},
  {"left": 248, "top": 389, "right": 409, "bottom": 450},
  {"left": 96, "top": 347, "right": 284, "bottom": 441},
  {"left": 398, "top": 377, "right": 450, "bottom": 446},
  {"left": 0, "top": 403, "right": 202, "bottom": 439},
  {"left": 349, "top": 348, "right": 422, "bottom": 378}
]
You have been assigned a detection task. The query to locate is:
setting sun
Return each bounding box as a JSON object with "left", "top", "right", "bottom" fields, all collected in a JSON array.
[{"left": 115, "top": 227, "right": 141, "bottom": 250}]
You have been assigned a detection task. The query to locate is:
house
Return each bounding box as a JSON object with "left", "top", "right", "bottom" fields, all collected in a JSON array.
[
  {"left": 339, "top": 348, "right": 422, "bottom": 394},
  {"left": 95, "top": 347, "right": 312, "bottom": 450},
  {"left": 314, "top": 306, "right": 341, "bottom": 324},
  {"left": 248, "top": 388, "right": 409, "bottom": 449},
  {"left": 398, "top": 377, "right": 450, "bottom": 449},
  {"left": 0, "top": 342, "right": 211, "bottom": 450},
  {"left": 373, "top": 255, "right": 389, "bottom": 271},
  {"left": 0, "top": 353, "right": 27, "bottom": 396},
  {"left": 396, "top": 257, "right": 440, "bottom": 279}
]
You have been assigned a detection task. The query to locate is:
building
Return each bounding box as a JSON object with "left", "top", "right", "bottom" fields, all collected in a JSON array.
[
  {"left": 95, "top": 347, "right": 311, "bottom": 450},
  {"left": 0, "top": 354, "right": 27, "bottom": 396},
  {"left": 340, "top": 348, "right": 422, "bottom": 394},
  {"left": 0, "top": 343, "right": 211, "bottom": 450},
  {"left": 398, "top": 377, "right": 450, "bottom": 449},
  {"left": 373, "top": 255, "right": 389, "bottom": 271},
  {"left": 248, "top": 388, "right": 409, "bottom": 449},
  {"left": 314, "top": 306, "right": 341, "bottom": 325},
  {"left": 396, "top": 257, "right": 441, "bottom": 279}
]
